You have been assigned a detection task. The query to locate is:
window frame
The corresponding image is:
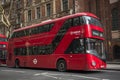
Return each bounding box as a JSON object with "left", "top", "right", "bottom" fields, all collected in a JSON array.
[
  {"left": 61, "top": 0, "right": 69, "bottom": 11},
  {"left": 28, "top": 10, "right": 32, "bottom": 21},
  {"left": 36, "top": 7, "right": 41, "bottom": 19},
  {"left": 46, "top": 3, "right": 51, "bottom": 17}
]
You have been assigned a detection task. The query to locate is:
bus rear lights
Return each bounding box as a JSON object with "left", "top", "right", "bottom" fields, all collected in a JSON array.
[{"left": 91, "top": 60, "right": 96, "bottom": 67}]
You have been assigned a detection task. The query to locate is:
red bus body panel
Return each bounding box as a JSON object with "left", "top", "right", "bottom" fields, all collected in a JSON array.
[
  {"left": 7, "top": 12, "right": 106, "bottom": 71},
  {"left": 0, "top": 34, "right": 8, "bottom": 65}
]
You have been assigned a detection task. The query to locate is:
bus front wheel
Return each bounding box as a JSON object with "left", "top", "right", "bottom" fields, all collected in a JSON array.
[
  {"left": 15, "top": 59, "right": 20, "bottom": 68},
  {"left": 56, "top": 60, "right": 67, "bottom": 72}
]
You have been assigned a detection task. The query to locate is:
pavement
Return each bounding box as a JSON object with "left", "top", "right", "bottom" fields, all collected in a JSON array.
[{"left": 106, "top": 61, "right": 120, "bottom": 71}]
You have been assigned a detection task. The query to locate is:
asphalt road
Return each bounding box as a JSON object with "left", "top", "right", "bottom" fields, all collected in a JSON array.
[{"left": 0, "top": 66, "right": 120, "bottom": 80}]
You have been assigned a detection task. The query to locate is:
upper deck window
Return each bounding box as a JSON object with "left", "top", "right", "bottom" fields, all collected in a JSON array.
[
  {"left": 83, "top": 16, "right": 102, "bottom": 27},
  {"left": 11, "top": 23, "right": 54, "bottom": 38}
]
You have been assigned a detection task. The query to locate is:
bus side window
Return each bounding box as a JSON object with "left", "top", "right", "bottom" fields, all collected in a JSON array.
[
  {"left": 80, "top": 17, "right": 85, "bottom": 25},
  {"left": 38, "top": 26, "right": 42, "bottom": 33},
  {"left": 21, "top": 31, "right": 25, "bottom": 37},
  {"left": 33, "top": 46, "right": 38, "bottom": 55},
  {"left": 31, "top": 27, "right": 37, "bottom": 35},
  {"left": 40, "top": 25, "right": 45, "bottom": 33},
  {"left": 73, "top": 17, "right": 80, "bottom": 26},
  {"left": 14, "top": 48, "right": 18, "bottom": 55},
  {"left": 49, "top": 23, "right": 54, "bottom": 30},
  {"left": 11, "top": 32, "right": 16, "bottom": 38},
  {"left": 44, "top": 24, "right": 49, "bottom": 32},
  {"left": 61, "top": 19, "right": 72, "bottom": 32},
  {"left": 38, "top": 46, "right": 42, "bottom": 55},
  {"left": 22, "top": 47, "right": 27, "bottom": 55},
  {"left": 25, "top": 29, "right": 30, "bottom": 36},
  {"left": 65, "top": 39, "right": 85, "bottom": 54},
  {"left": 41, "top": 46, "right": 46, "bottom": 55},
  {"left": 15, "top": 32, "right": 18, "bottom": 38}
]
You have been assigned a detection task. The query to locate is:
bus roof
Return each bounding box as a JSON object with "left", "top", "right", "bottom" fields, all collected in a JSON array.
[{"left": 13, "top": 12, "right": 98, "bottom": 32}]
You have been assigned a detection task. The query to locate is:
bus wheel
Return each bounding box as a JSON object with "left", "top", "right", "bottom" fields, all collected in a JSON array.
[
  {"left": 57, "top": 60, "right": 66, "bottom": 72},
  {"left": 15, "top": 59, "right": 20, "bottom": 68}
]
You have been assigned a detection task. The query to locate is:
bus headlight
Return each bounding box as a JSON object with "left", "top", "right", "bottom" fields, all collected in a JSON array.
[
  {"left": 92, "top": 60, "right": 96, "bottom": 66},
  {"left": 3, "top": 45, "right": 6, "bottom": 48},
  {"left": 100, "top": 33, "right": 103, "bottom": 37}
]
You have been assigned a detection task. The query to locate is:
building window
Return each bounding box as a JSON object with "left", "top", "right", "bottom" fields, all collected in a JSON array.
[
  {"left": 16, "top": 13, "right": 21, "bottom": 24},
  {"left": 36, "top": 7, "right": 41, "bottom": 19},
  {"left": 112, "top": 8, "right": 119, "bottom": 30},
  {"left": 62, "top": 0, "right": 68, "bottom": 11},
  {"left": 1, "top": 0, "right": 6, "bottom": 4},
  {"left": 46, "top": 3, "right": 51, "bottom": 17},
  {"left": 16, "top": 0, "right": 21, "bottom": 9},
  {"left": 41, "top": 0, "right": 45, "bottom": 2},
  {"left": 26, "top": 0, "right": 32, "bottom": 6},
  {"left": 28, "top": 10, "right": 32, "bottom": 21}
]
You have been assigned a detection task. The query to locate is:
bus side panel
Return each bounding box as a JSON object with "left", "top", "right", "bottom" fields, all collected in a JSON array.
[
  {"left": 6, "top": 39, "right": 15, "bottom": 67},
  {"left": 65, "top": 54, "right": 87, "bottom": 70}
]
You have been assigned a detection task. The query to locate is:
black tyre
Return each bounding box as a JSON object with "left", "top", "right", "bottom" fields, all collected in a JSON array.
[
  {"left": 15, "top": 60, "right": 20, "bottom": 68},
  {"left": 56, "top": 60, "right": 67, "bottom": 72}
]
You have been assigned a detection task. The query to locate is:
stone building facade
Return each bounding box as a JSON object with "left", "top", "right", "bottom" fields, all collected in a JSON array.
[
  {"left": 0, "top": 0, "right": 120, "bottom": 61},
  {"left": 110, "top": 0, "right": 120, "bottom": 60}
]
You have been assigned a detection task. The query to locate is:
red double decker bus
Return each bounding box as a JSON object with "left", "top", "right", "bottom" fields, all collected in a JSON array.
[
  {"left": 7, "top": 12, "right": 106, "bottom": 71},
  {"left": 0, "top": 34, "right": 7, "bottom": 65}
]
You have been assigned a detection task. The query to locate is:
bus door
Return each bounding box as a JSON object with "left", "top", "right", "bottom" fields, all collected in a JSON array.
[
  {"left": 0, "top": 49, "right": 7, "bottom": 64},
  {"left": 65, "top": 39, "right": 86, "bottom": 69}
]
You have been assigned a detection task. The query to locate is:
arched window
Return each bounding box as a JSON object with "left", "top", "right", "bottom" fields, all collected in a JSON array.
[
  {"left": 61, "top": 0, "right": 68, "bottom": 11},
  {"left": 111, "top": 8, "right": 119, "bottom": 30},
  {"left": 46, "top": 3, "right": 51, "bottom": 17},
  {"left": 113, "top": 45, "right": 120, "bottom": 59}
]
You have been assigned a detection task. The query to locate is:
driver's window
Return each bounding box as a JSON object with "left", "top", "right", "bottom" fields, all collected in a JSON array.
[{"left": 65, "top": 39, "right": 85, "bottom": 54}]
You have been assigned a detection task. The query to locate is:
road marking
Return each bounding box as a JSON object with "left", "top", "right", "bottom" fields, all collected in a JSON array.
[
  {"left": 1, "top": 70, "right": 25, "bottom": 73},
  {"left": 41, "top": 74, "right": 58, "bottom": 79},
  {"left": 97, "top": 69, "right": 120, "bottom": 73},
  {"left": 34, "top": 72, "right": 59, "bottom": 79},
  {"left": 34, "top": 72, "right": 110, "bottom": 80},
  {"left": 34, "top": 73, "right": 41, "bottom": 76},
  {"left": 71, "top": 75, "right": 109, "bottom": 80},
  {"left": 48, "top": 73, "right": 108, "bottom": 80}
]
